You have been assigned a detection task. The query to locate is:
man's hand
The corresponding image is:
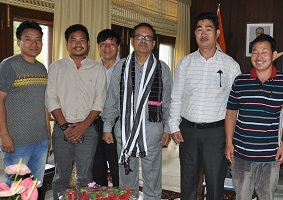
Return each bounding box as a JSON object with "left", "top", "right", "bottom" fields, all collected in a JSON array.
[
  {"left": 172, "top": 131, "right": 184, "bottom": 144},
  {"left": 1, "top": 134, "right": 14, "bottom": 152},
  {"left": 225, "top": 143, "right": 234, "bottom": 163},
  {"left": 65, "top": 122, "right": 89, "bottom": 143},
  {"left": 103, "top": 132, "right": 114, "bottom": 144},
  {"left": 276, "top": 144, "right": 283, "bottom": 166},
  {"left": 161, "top": 132, "right": 171, "bottom": 147}
]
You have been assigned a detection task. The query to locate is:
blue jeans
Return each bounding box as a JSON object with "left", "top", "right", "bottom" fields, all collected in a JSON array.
[{"left": 1, "top": 139, "right": 49, "bottom": 186}]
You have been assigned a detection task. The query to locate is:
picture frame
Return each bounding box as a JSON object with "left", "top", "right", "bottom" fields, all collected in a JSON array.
[{"left": 246, "top": 23, "right": 273, "bottom": 57}]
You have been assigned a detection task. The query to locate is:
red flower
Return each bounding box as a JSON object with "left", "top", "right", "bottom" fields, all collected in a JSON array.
[
  {"left": 67, "top": 189, "right": 77, "bottom": 200},
  {"left": 80, "top": 191, "right": 91, "bottom": 200}
]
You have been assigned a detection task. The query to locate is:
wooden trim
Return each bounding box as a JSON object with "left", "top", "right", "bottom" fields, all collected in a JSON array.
[{"left": 0, "top": 4, "right": 53, "bottom": 63}]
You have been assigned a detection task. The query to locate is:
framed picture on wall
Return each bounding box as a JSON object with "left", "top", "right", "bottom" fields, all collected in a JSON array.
[{"left": 246, "top": 23, "right": 273, "bottom": 57}]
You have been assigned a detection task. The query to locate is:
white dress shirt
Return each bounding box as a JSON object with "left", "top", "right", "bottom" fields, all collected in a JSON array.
[{"left": 169, "top": 49, "right": 241, "bottom": 133}]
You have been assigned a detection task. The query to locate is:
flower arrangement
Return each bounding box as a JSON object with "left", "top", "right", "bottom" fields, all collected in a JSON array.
[
  {"left": 0, "top": 158, "right": 39, "bottom": 200},
  {"left": 59, "top": 182, "right": 132, "bottom": 200}
]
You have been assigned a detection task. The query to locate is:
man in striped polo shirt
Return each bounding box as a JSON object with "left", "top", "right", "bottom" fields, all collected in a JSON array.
[{"left": 225, "top": 34, "right": 283, "bottom": 199}]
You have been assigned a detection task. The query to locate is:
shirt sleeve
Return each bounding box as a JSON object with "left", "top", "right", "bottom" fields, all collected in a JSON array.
[
  {"left": 102, "top": 60, "right": 123, "bottom": 132},
  {"left": 46, "top": 62, "right": 61, "bottom": 113},
  {"left": 160, "top": 61, "right": 173, "bottom": 134},
  {"left": 91, "top": 65, "right": 107, "bottom": 112},
  {"left": 169, "top": 58, "right": 186, "bottom": 134},
  {"left": 0, "top": 59, "right": 16, "bottom": 94},
  {"left": 227, "top": 78, "right": 240, "bottom": 110},
  {"left": 231, "top": 62, "right": 242, "bottom": 83}
]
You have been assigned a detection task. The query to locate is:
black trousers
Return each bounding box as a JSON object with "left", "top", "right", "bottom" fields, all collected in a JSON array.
[
  {"left": 92, "top": 118, "right": 119, "bottom": 186},
  {"left": 179, "top": 118, "right": 228, "bottom": 200}
]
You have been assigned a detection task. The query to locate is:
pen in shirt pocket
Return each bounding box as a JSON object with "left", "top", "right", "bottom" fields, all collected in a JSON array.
[{"left": 217, "top": 70, "right": 223, "bottom": 87}]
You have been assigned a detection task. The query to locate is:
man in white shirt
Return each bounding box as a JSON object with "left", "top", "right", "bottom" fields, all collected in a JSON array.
[
  {"left": 46, "top": 24, "right": 106, "bottom": 200},
  {"left": 169, "top": 12, "right": 241, "bottom": 200},
  {"left": 92, "top": 29, "right": 121, "bottom": 187}
]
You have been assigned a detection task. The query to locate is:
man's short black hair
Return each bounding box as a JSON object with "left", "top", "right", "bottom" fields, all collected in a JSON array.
[
  {"left": 250, "top": 34, "right": 276, "bottom": 52},
  {"left": 194, "top": 12, "right": 219, "bottom": 30},
  {"left": 65, "top": 24, "right": 89, "bottom": 42},
  {"left": 97, "top": 29, "right": 121, "bottom": 45},
  {"left": 16, "top": 21, "right": 43, "bottom": 40},
  {"left": 131, "top": 22, "right": 156, "bottom": 40}
]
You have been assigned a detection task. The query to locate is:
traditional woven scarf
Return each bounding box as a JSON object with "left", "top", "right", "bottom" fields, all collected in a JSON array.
[{"left": 119, "top": 52, "right": 163, "bottom": 175}]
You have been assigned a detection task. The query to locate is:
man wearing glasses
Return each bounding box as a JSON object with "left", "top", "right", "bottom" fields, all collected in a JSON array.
[{"left": 102, "top": 23, "right": 172, "bottom": 199}]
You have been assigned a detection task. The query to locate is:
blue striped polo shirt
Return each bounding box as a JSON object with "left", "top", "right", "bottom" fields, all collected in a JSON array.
[{"left": 227, "top": 66, "right": 283, "bottom": 163}]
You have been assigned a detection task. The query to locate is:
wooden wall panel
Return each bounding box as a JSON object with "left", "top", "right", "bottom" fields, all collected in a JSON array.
[
  {"left": 191, "top": 0, "right": 283, "bottom": 73},
  {"left": 0, "top": 4, "right": 53, "bottom": 63},
  {"left": 0, "top": 3, "right": 8, "bottom": 62}
]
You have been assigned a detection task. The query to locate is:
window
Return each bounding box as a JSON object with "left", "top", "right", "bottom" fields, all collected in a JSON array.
[
  {"left": 159, "top": 44, "right": 174, "bottom": 71},
  {"left": 13, "top": 20, "right": 51, "bottom": 69},
  {"left": 0, "top": 4, "right": 53, "bottom": 67}
]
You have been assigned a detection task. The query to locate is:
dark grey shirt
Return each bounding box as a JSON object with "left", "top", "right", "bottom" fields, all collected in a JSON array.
[{"left": 0, "top": 55, "right": 49, "bottom": 147}]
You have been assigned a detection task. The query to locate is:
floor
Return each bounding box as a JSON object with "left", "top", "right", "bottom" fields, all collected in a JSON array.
[
  {"left": 275, "top": 167, "right": 283, "bottom": 199},
  {"left": 0, "top": 153, "right": 282, "bottom": 200}
]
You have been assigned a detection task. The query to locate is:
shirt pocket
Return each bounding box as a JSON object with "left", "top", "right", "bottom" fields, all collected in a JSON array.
[{"left": 211, "top": 70, "right": 229, "bottom": 90}]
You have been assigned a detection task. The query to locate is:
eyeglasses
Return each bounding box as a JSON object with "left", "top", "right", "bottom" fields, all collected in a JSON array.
[{"left": 134, "top": 34, "right": 154, "bottom": 41}]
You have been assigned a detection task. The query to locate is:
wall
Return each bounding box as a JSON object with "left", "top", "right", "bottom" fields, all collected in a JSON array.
[{"left": 190, "top": 0, "right": 283, "bottom": 73}]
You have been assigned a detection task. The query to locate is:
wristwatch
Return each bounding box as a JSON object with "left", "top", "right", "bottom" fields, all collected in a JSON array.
[{"left": 60, "top": 123, "right": 69, "bottom": 131}]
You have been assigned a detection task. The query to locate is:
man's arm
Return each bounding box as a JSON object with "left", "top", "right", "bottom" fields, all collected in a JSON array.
[
  {"left": 0, "top": 91, "right": 14, "bottom": 152},
  {"left": 45, "top": 107, "right": 52, "bottom": 155},
  {"left": 45, "top": 107, "right": 51, "bottom": 137},
  {"left": 225, "top": 109, "right": 238, "bottom": 163},
  {"left": 276, "top": 144, "right": 283, "bottom": 166},
  {"left": 169, "top": 58, "right": 186, "bottom": 134},
  {"left": 102, "top": 60, "right": 123, "bottom": 144},
  {"left": 160, "top": 61, "right": 173, "bottom": 146},
  {"left": 51, "top": 108, "right": 67, "bottom": 126},
  {"left": 160, "top": 62, "right": 173, "bottom": 134},
  {"left": 102, "top": 60, "right": 123, "bottom": 133}
]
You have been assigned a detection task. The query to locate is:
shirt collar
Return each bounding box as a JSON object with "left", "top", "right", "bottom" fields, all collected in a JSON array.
[
  {"left": 196, "top": 47, "right": 220, "bottom": 59},
  {"left": 99, "top": 58, "right": 120, "bottom": 71},
  {"left": 250, "top": 66, "right": 277, "bottom": 79}
]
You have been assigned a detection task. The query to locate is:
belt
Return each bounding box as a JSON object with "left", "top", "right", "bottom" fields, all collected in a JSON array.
[
  {"left": 55, "top": 121, "right": 92, "bottom": 127},
  {"left": 182, "top": 118, "right": 224, "bottom": 129}
]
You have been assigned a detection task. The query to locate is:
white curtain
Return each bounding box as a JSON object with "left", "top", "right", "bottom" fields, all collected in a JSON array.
[
  {"left": 111, "top": 0, "right": 177, "bottom": 37},
  {"left": 52, "top": 0, "right": 111, "bottom": 62},
  {"left": 174, "top": 0, "right": 191, "bottom": 73}
]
